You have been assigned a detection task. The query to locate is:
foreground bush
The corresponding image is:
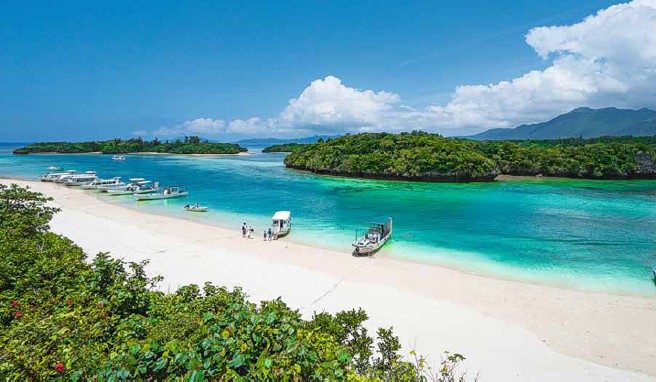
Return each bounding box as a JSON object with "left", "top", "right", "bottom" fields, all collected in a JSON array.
[{"left": 0, "top": 184, "right": 469, "bottom": 381}]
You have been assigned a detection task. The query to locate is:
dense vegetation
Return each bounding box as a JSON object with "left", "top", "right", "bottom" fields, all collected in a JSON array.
[
  {"left": 284, "top": 132, "right": 656, "bottom": 182},
  {"left": 0, "top": 184, "right": 469, "bottom": 381},
  {"left": 262, "top": 143, "right": 305, "bottom": 153},
  {"left": 13, "top": 136, "right": 247, "bottom": 155}
]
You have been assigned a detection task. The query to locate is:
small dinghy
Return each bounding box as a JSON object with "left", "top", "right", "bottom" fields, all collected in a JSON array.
[
  {"left": 47, "top": 166, "right": 63, "bottom": 171},
  {"left": 184, "top": 203, "right": 208, "bottom": 212}
]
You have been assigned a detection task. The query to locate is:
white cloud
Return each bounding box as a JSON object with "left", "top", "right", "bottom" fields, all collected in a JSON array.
[
  {"left": 150, "top": 0, "right": 656, "bottom": 137},
  {"left": 152, "top": 118, "right": 226, "bottom": 137},
  {"left": 278, "top": 76, "right": 400, "bottom": 132}
]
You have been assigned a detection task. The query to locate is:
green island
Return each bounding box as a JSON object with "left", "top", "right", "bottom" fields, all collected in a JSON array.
[
  {"left": 0, "top": 184, "right": 467, "bottom": 381},
  {"left": 12, "top": 136, "right": 247, "bottom": 155},
  {"left": 261, "top": 143, "right": 305, "bottom": 153},
  {"left": 284, "top": 132, "right": 656, "bottom": 182}
]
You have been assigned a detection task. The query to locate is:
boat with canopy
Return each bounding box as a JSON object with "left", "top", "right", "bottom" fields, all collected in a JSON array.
[
  {"left": 352, "top": 217, "right": 393, "bottom": 256},
  {"left": 271, "top": 211, "right": 291, "bottom": 238},
  {"left": 135, "top": 185, "right": 188, "bottom": 200}
]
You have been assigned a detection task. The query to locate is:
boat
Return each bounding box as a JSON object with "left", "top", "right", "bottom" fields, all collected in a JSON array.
[
  {"left": 271, "top": 211, "right": 291, "bottom": 238},
  {"left": 352, "top": 217, "right": 393, "bottom": 256},
  {"left": 111, "top": 155, "right": 126, "bottom": 161},
  {"left": 653, "top": 268, "right": 656, "bottom": 282},
  {"left": 40, "top": 170, "right": 76, "bottom": 182},
  {"left": 63, "top": 171, "right": 98, "bottom": 187},
  {"left": 106, "top": 179, "right": 159, "bottom": 195},
  {"left": 81, "top": 177, "right": 123, "bottom": 190},
  {"left": 134, "top": 185, "right": 188, "bottom": 201},
  {"left": 184, "top": 203, "right": 208, "bottom": 212},
  {"left": 47, "top": 166, "right": 63, "bottom": 171}
]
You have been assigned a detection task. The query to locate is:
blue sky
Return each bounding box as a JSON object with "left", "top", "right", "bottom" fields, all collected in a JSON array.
[{"left": 1, "top": 0, "right": 654, "bottom": 141}]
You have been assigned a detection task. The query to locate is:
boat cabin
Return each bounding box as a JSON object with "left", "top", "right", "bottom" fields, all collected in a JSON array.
[
  {"left": 271, "top": 211, "right": 291, "bottom": 238},
  {"left": 352, "top": 217, "right": 393, "bottom": 256}
]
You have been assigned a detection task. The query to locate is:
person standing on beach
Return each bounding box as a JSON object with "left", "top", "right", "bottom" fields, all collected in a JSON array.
[
  {"left": 267, "top": 228, "right": 272, "bottom": 241},
  {"left": 242, "top": 223, "right": 247, "bottom": 238},
  {"left": 263, "top": 230, "right": 267, "bottom": 241}
]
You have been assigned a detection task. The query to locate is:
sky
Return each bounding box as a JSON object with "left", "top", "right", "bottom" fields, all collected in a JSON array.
[{"left": 1, "top": 0, "right": 655, "bottom": 142}]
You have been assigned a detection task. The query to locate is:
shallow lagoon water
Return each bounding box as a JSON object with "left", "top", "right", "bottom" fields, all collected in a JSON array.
[{"left": 2, "top": 144, "right": 655, "bottom": 294}]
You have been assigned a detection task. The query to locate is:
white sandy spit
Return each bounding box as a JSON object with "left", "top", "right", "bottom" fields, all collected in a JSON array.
[{"left": 2, "top": 179, "right": 655, "bottom": 382}]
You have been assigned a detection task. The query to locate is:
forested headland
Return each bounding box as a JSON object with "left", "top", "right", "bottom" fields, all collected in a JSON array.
[
  {"left": 262, "top": 143, "right": 305, "bottom": 153},
  {"left": 284, "top": 132, "right": 656, "bottom": 182},
  {"left": 13, "top": 136, "right": 247, "bottom": 155}
]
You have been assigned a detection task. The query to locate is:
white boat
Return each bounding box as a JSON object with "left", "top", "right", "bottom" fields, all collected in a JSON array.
[
  {"left": 47, "top": 166, "right": 63, "bottom": 171},
  {"left": 112, "top": 155, "right": 126, "bottom": 161},
  {"left": 184, "top": 203, "right": 208, "bottom": 212},
  {"left": 81, "top": 177, "right": 123, "bottom": 190},
  {"left": 63, "top": 171, "right": 98, "bottom": 187},
  {"left": 40, "top": 170, "right": 76, "bottom": 182},
  {"left": 271, "top": 211, "right": 291, "bottom": 238},
  {"left": 352, "top": 217, "right": 393, "bottom": 256},
  {"left": 134, "top": 185, "right": 188, "bottom": 201},
  {"left": 107, "top": 179, "right": 159, "bottom": 195}
]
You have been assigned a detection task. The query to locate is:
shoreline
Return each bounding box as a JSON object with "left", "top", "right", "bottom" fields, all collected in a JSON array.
[
  {"left": 3, "top": 175, "right": 654, "bottom": 297},
  {"left": 11, "top": 151, "right": 250, "bottom": 156},
  {"left": 2, "top": 178, "right": 655, "bottom": 380}
]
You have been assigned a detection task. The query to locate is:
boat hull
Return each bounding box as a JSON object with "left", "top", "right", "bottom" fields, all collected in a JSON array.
[
  {"left": 135, "top": 192, "right": 188, "bottom": 201},
  {"left": 185, "top": 207, "right": 208, "bottom": 212},
  {"left": 352, "top": 231, "right": 392, "bottom": 256}
]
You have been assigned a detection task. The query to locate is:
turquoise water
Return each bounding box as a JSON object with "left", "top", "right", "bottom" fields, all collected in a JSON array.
[{"left": 1, "top": 144, "right": 655, "bottom": 294}]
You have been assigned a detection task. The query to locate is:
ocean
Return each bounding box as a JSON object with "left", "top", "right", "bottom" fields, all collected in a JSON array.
[{"left": 2, "top": 145, "right": 655, "bottom": 294}]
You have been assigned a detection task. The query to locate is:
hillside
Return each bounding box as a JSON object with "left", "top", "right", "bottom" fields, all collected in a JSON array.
[
  {"left": 469, "top": 107, "right": 656, "bottom": 140},
  {"left": 262, "top": 143, "right": 305, "bottom": 153},
  {"left": 13, "top": 137, "right": 247, "bottom": 155},
  {"left": 284, "top": 132, "right": 656, "bottom": 182}
]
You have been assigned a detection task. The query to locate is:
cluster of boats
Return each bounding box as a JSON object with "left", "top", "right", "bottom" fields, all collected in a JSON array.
[
  {"left": 39, "top": 169, "right": 187, "bottom": 201},
  {"left": 39, "top": 167, "right": 396, "bottom": 255}
]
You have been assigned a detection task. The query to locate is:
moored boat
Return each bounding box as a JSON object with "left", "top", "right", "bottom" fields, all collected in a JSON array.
[
  {"left": 112, "top": 155, "right": 126, "bottom": 161},
  {"left": 47, "top": 166, "right": 63, "bottom": 171},
  {"left": 82, "top": 177, "right": 123, "bottom": 190},
  {"left": 63, "top": 171, "right": 98, "bottom": 187},
  {"left": 135, "top": 185, "right": 188, "bottom": 201},
  {"left": 106, "top": 179, "right": 158, "bottom": 195},
  {"left": 352, "top": 217, "right": 393, "bottom": 256},
  {"left": 40, "top": 170, "right": 76, "bottom": 182},
  {"left": 271, "top": 211, "right": 291, "bottom": 238},
  {"left": 184, "top": 203, "right": 208, "bottom": 212}
]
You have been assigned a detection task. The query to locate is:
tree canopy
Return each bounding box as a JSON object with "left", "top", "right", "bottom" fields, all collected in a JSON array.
[
  {"left": 13, "top": 137, "right": 247, "bottom": 155},
  {"left": 284, "top": 132, "right": 656, "bottom": 182}
]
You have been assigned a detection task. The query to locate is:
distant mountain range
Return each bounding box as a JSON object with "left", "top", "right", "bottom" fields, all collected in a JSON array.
[
  {"left": 468, "top": 107, "right": 656, "bottom": 140},
  {"left": 235, "top": 135, "right": 337, "bottom": 146}
]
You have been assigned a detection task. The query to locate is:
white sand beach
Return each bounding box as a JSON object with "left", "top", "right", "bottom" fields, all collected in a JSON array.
[{"left": 3, "top": 179, "right": 655, "bottom": 381}]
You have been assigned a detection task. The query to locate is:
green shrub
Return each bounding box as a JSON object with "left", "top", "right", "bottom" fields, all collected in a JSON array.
[{"left": 0, "top": 184, "right": 469, "bottom": 381}]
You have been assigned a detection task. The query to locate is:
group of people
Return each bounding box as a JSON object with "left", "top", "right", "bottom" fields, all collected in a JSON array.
[
  {"left": 241, "top": 222, "right": 255, "bottom": 238},
  {"left": 240, "top": 222, "right": 275, "bottom": 241}
]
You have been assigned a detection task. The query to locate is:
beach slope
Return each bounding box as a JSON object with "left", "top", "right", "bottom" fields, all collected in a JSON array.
[{"left": 2, "top": 179, "right": 655, "bottom": 381}]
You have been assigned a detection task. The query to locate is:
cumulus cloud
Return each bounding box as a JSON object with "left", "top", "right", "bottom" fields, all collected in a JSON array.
[
  {"left": 150, "top": 0, "right": 656, "bottom": 137},
  {"left": 152, "top": 118, "right": 226, "bottom": 137}
]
